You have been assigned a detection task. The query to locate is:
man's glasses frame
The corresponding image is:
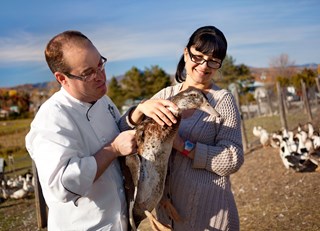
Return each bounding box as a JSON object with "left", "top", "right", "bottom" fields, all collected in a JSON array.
[{"left": 64, "top": 56, "right": 107, "bottom": 82}]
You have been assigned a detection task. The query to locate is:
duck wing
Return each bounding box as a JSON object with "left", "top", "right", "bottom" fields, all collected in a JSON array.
[
  {"left": 124, "top": 120, "right": 147, "bottom": 200},
  {"left": 123, "top": 153, "right": 141, "bottom": 230}
]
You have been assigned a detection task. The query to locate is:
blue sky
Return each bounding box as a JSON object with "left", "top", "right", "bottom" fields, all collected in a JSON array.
[{"left": 0, "top": 0, "right": 319, "bottom": 87}]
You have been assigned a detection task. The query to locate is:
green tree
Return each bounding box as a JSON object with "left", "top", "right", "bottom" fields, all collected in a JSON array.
[
  {"left": 291, "top": 68, "right": 316, "bottom": 91},
  {"left": 143, "top": 65, "right": 172, "bottom": 98},
  {"left": 218, "top": 55, "right": 238, "bottom": 87},
  {"left": 236, "top": 64, "right": 254, "bottom": 83},
  {"left": 107, "top": 77, "right": 125, "bottom": 108},
  {"left": 17, "top": 92, "right": 30, "bottom": 118},
  {"left": 218, "top": 55, "right": 254, "bottom": 92},
  {"left": 121, "top": 66, "right": 172, "bottom": 100},
  {"left": 276, "top": 75, "right": 290, "bottom": 87},
  {"left": 276, "top": 68, "right": 316, "bottom": 90},
  {"left": 108, "top": 65, "right": 172, "bottom": 110},
  {"left": 121, "top": 67, "right": 146, "bottom": 100}
]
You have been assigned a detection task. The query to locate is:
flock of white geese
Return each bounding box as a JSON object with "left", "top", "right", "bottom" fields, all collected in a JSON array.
[
  {"left": 0, "top": 171, "right": 34, "bottom": 202},
  {"left": 253, "top": 122, "right": 320, "bottom": 172}
]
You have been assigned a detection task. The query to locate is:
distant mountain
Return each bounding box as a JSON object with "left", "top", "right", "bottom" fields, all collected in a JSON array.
[
  {"left": 111, "top": 74, "right": 125, "bottom": 82},
  {"left": 249, "top": 63, "right": 318, "bottom": 73},
  {"left": 0, "top": 81, "right": 60, "bottom": 93},
  {"left": 248, "top": 63, "right": 318, "bottom": 69},
  {"left": 294, "top": 63, "right": 318, "bottom": 69}
]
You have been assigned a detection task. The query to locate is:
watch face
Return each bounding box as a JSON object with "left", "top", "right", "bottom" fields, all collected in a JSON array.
[{"left": 185, "top": 140, "right": 195, "bottom": 151}]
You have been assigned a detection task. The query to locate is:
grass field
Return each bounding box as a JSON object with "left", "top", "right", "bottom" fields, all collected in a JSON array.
[{"left": 0, "top": 118, "right": 32, "bottom": 177}]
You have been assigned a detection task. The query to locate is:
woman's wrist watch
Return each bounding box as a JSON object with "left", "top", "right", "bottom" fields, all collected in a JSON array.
[{"left": 181, "top": 140, "right": 195, "bottom": 156}]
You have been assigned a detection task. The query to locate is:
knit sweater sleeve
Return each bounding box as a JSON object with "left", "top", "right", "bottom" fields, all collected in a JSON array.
[{"left": 193, "top": 92, "right": 244, "bottom": 176}]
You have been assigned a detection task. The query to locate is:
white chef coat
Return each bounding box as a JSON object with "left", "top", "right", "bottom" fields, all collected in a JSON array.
[{"left": 26, "top": 87, "right": 129, "bottom": 231}]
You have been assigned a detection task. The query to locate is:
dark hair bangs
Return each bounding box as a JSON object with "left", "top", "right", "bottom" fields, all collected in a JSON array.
[{"left": 193, "top": 34, "right": 226, "bottom": 60}]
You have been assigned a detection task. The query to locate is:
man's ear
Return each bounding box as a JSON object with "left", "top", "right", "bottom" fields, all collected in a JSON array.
[{"left": 55, "top": 72, "right": 68, "bottom": 85}]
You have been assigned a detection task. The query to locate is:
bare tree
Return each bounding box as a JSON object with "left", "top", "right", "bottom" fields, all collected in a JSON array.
[{"left": 269, "top": 53, "right": 297, "bottom": 79}]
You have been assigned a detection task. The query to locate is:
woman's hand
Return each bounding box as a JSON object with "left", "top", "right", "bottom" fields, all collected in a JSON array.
[{"left": 131, "top": 99, "right": 179, "bottom": 126}]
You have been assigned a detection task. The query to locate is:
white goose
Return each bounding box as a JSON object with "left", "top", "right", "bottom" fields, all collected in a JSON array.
[
  {"left": 10, "top": 178, "right": 29, "bottom": 200},
  {"left": 281, "top": 127, "right": 290, "bottom": 140},
  {"left": 259, "top": 129, "right": 270, "bottom": 147},
  {"left": 253, "top": 126, "right": 269, "bottom": 147},
  {"left": 285, "top": 130, "right": 298, "bottom": 153},
  {"left": 297, "top": 124, "right": 308, "bottom": 143},
  {"left": 279, "top": 136, "right": 312, "bottom": 172},
  {"left": 311, "top": 131, "right": 320, "bottom": 149},
  {"left": 307, "top": 122, "right": 315, "bottom": 139},
  {"left": 295, "top": 132, "right": 309, "bottom": 158},
  {"left": 279, "top": 138, "right": 295, "bottom": 169},
  {"left": 270, "top": 132, "right": 282, "bottom": 148},
  {"left": 253, "top": 126, "right": 262, "bottom": 138}
]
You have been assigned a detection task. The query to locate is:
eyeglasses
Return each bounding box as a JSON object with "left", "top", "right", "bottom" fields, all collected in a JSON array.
[
  {"left": 64, "top": 56, "right": 107, "bottom": 82},
  {"left": 188, "top": 48, "right": 221, "bottom": 69}
]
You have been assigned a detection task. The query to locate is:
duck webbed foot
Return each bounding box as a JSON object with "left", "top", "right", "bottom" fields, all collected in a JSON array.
[{"left": 144, "top": 210, "right": 172, "bottom": 231}]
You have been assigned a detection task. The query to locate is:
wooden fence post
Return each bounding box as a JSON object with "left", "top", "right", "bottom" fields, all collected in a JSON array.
[
  {"left": 276, "top": 82, "right": 288, "bottom": 130},
  {"left": 231, "top": 85, "right": 248, "bottom": 152},
  {"left": 301, "top": 79, "right": 313, "bottom": 122},
  {"left": 32, "top": 161, "right": 47, "bottom": 228},
  {"left": 266, "top": 90, "right": 273, "bottom": 115},
  {"left": 315, "top": 77, "right": 320, "bottom": 104}
]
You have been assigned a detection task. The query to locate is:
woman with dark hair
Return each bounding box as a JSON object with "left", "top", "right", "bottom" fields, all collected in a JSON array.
[{"left": 154, "top": 26, "right": 244, "bottom": 230}]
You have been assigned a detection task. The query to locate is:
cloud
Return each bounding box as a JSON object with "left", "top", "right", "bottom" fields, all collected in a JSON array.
[
  {"left": 0, "top": 26, "right": 186, "bottom": 66},
  {"left": 83, "top": 26, "right": 187, "bottom": 61},
  {"left": 0, "top": 30, "right": 47, "bottom": 64}
]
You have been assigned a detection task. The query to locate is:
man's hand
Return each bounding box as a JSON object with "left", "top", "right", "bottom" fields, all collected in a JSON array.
[
  {"left": 94, "top": 130, "right": 136, "bottom": 181},
  {"left": 111, "top": 130, "right": 137, "bottom": 157}
]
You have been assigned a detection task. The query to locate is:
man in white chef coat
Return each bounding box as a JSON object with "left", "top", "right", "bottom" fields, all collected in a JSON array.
[{"left": 25, "top": 30, "right": 177, "bottom": 231}]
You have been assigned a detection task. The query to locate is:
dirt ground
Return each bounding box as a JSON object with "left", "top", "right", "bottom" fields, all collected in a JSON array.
[
  {"left": 1, "top": 144, "right": 319, "bottom": 231},
  {"left": 231, "top": 146, "right": 320, "bottom": 231}
]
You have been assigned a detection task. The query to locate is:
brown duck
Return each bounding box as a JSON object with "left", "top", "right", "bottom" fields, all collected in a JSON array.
[{"left": 123, "top": 87, "right": 219, "bottom": 230}]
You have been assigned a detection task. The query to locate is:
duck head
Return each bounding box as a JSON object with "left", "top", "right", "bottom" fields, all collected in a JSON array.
[{"left": 169, "top": 87, "right": 220, "bottom": 117}]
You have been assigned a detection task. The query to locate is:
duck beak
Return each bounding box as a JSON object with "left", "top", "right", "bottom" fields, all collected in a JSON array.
[{"left": 200, "top": 102, "right": 220, "bottom": 117}]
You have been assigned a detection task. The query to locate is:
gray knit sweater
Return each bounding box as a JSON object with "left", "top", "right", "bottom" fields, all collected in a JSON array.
[{"left": 153, "top": 83, "right": 244, "bottom": 231}]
